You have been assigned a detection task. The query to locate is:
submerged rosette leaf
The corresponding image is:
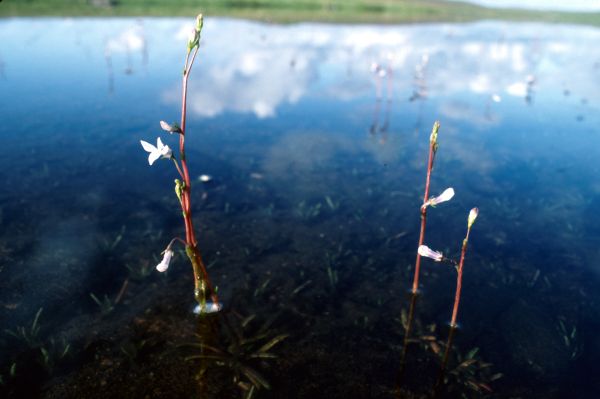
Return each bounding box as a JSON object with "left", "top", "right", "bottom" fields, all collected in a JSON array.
[
  {"left": 418, "top": 245, "right": 443, "bottom": 262},
  {"left": 193, "top": 302, "right": 222, "bottom": 314},
  {"left": 468, "top": 207, "right": 479, "bottom": 228},
  {"left": 156, "top": 249, "right": 174, "bottom": 272},
  {"left": 140, "top": 137, "right": 172, "bottom": 165}
]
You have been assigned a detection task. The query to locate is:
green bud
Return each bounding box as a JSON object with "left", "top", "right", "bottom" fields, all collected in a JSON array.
[
  {"left": 430, "top": 120, "right": 440, "bottom": 149},
  {"left": 196, "top": 14, "right": 204, "bottom": 33},
  {"left": 174, "top": 179, "right": 184, "bottom": 203},
  {"left": 186, "top": 14, "right": 204, "bottom": 52},
  {"left": 187, "top": 29, "right": 200, "bottom": 52}
]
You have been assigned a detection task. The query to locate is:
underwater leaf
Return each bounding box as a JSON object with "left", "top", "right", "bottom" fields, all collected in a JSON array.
[
  {"left": 257, "top": 334, "right": 289, "bottom": 353},
  {"left": 490, "top": 373, "right": 503, "bottom": 381},
  {"left": 241, "top": 314, "right": 256, "bottom": 328},
  {"left": 479, "top": 382, "right": 493, "bottom": 392},
  {"left": 244, "top": 385, "right": 256, "bottom": 399},
  {"left": 249, "top": 353, "right": 278, "bottom": 359},
  {"left": 241, "top": 365, "right": 271, "bottom": 390},
  {"left": 61, "top": 343, "right": 71, "bottom": 358},
  {"left": 400, "top": 309, "right": 408, "bottom": 329},
  {"left": 291, "top": 280, "right": 312, "bottom": 296},
  {"left": 185, "top": 354, "right": 228, "bottom": 362},
  {"left": 458, "top": 359, "right": 477, "bottom": 368},
  {"left": 240, "top": 332, "right": 271, "bottom": 347},
  {"left": 200, "top": 344, "right": 226, "bottom": 355},
  {"left": 31, "top": 308, "right": 43, "bottom": 334},
  {"left": 466, "top": 347, "right": 479, "bottom": 359}
]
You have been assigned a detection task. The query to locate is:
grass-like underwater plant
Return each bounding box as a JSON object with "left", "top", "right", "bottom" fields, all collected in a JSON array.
[
  {"left": 4, "top": 308, "right": 44, "bottom": 348},
  {"left": 140, "top": 14, "right": 220, "bottom": 314},
  {"left": 185, "top": 313, "right": 288, "bottom": 398},
  {"left": 3, "top": 308, "right": 71, "bottom": 376}
]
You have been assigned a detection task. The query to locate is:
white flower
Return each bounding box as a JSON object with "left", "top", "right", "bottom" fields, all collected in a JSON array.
[
  {"left": 156, "top": 249, "right": 174, "bottom": 272},
  {"left": 418, "top": 245, "right": 443, "bottom": 262},
  {"left": 193, "top": 302, "right": 222, "bottom": 314},
  {"left": 468, "top": 207, "right": 479, "bottom": 228},
  {"left": 140, "top": 137, "right": 172, "bottom": 165},
  {"left": 424, "top": 187, "right": 455, "bottom": 208}
]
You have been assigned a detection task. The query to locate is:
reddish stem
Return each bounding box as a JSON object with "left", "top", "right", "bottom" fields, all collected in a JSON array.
[
  {"left": 178, "top": 46, "right": 219, "bottom": 305},
  {"left": 450, "top": 227, "right": 471, "bottom": 327},
  {"left": 411, "top": 131, "right": 437, "bottom": 294}
]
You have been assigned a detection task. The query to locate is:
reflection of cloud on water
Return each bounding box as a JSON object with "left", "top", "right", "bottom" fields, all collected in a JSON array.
[
  {"left": 163, "top": 21, "right": 324, "bottom": 118},
  {"left": 161, "top": 19, "right": 600, "bottom": 120},
  {"left": 104, "top": 20, "right": 147, "bottom": 84},
  {"left": 440, "top": 100, "right": 500, "bottom": 127},
  {"left": 262, "top": 131, "right": 357, "bottom": 181},
  {"left": 105, "top": 24, "right": 145, "bottom": 53},
  {"left": 0, "top": 53, "right": 5, "bottom": 80},
  {"left": 179, "top": 47, "right": 314, "bottom": 118}
]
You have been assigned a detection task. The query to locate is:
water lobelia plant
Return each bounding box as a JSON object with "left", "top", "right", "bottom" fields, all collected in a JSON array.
[
  {"left": 419, "top": 207, "right": 480, "bottom": 393},
  {"left": 419, "top": 207, "right": 479, "bottom": 328},
  {"left": 398, "top": 121, "right": 454, "bottom": 382},
  {"left": 140, "top": 14, "right": 221, "bottom": 315},
  {"left": 411, "top": 121, "right": 455, "bottom": 295}
]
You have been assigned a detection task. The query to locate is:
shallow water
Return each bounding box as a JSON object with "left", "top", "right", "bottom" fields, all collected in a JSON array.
[{"left": 0, "top": 17, "right": 599, "bottom": 398}]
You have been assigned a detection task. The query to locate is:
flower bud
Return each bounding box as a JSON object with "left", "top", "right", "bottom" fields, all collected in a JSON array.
[
  {"left": 468, "top": 207, "right": 479, "bottom": 229},
  {"left": 430, "top": 121, "right": 440, "bottom": 146},
  {"left": 195, "top": 14, "right": 204, "bottom": 33},
  {"left": 187, "top": 28, "right": 199, "bottom": 51},
  {"left": 160, "top": 120, "right": 182, "bottom": 134}
]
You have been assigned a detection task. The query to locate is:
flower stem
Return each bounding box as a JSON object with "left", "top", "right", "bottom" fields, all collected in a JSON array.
[
  {"left": 411, "top": 121, "right": 439, "bottom": 294},
  {"left": 396, "top": 290, "right": 418, "bottom": 387},
  {"left": 450, "top": 227, "right": 471, "bottom": 328},
  {"left": 434, "top": 324, "right": 458, "bottom": 396},
  {"left": 171, "top": 157, "right": 185, "bottom": 179},
  {"left": 178, "top": 44, "right": 219, "bottom": 308}
]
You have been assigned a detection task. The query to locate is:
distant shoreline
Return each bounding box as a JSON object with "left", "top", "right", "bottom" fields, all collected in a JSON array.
[{"left": 1, "top": 0, "right": 599, "bottom": 26}]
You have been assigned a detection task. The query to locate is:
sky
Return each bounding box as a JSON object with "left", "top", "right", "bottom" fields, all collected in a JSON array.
[{"left": 446, "top": 0, "right": 600, "bottom": 12}]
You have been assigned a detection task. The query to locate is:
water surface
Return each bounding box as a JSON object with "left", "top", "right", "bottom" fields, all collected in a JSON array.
[{"left": 0, "top": 17, "right": 599, "bottom": 398}]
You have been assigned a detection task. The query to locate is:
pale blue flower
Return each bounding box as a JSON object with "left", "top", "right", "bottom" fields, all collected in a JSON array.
[{"left": 418, "top": 245, "right": 443, "bottom": 262}]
